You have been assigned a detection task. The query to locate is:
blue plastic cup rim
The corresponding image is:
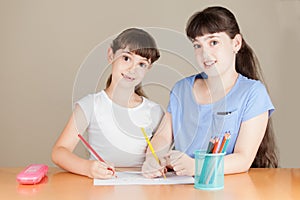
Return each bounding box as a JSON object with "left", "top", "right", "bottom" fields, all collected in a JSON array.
[{"left": 194, "top": 150, "right": 226, "bottom": 157}]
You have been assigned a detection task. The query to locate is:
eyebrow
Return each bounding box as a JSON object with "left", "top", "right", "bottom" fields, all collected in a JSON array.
[
  {"left": 121, "top": 50, "right": 149, "bottom": 62},
  {"left": 192, "top": 34, "right": 220, "bottom": 42}
]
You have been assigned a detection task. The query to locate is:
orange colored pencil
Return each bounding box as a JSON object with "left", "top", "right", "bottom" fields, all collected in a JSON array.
[
  {"left": 218, "top": 133, "right": 228, "bottom": 153},
  {"left": 212, "top": 137, "right": 220, "bottom": 153}
]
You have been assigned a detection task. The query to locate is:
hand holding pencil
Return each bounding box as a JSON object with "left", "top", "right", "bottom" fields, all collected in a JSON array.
[
  {"left": 141, "top": 128, "right": 167, "bottom": 179},
  {"left": 166, "top": 150, "right": 195, "bottom": 176},
  {"left": 78, "top": 134, "right": 116, "bottom": 179},
  {"left": 88, "top": 160, "right": 115, "bottom": 179}
]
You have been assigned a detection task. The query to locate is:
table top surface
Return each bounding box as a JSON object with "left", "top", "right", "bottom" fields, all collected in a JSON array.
[{"left": 0, "top": 167, "right": 299, "bottom": 200}]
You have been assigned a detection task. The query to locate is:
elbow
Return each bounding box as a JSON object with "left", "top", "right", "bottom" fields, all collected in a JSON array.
[
  {"left": 51, "top": 147, "right": 59, "bottom": 166},
  {"left": 239, "top": 166, "right": 250, "bottom": 173},
  {"left": 235, "top": 158, "right": 252, "bottom": 173},
  {"left": 225, "top": 156, "right": 252, "bottom": 174},
  {"left": 241, "top": 161, "right": 252, "bottom": 172},
  {"left": 238, "top": 160, "right": 253, "bottom": 174}
]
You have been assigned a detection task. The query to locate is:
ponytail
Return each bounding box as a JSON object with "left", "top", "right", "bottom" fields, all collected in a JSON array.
[
  {"left": 237, "top": 39, "right": 279, "bottom": 168},
  {"left": 251, "top": 120, "right": 278, "bottom": 168},
  {"left": 236, "top": 39, "right": 262, "bottom": 80}
]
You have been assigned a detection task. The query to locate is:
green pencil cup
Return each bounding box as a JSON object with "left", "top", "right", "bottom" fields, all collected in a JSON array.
[{"left": 194, "top": 150, "right": 225, "bottom": 190}]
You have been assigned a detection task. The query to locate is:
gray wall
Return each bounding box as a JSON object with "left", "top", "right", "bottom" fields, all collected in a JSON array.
[{"left": 0, "top": 0, "right": 299, "bottom": 167}]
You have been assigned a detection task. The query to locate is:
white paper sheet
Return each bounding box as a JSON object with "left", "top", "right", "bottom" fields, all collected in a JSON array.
[{"left": 93, "top": 171, "right": 194, "bottom": 185}]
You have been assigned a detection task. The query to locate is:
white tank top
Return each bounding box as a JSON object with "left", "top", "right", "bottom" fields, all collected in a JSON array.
[{"left": 76, "top": 90, "right": 164, "bottom": 167}]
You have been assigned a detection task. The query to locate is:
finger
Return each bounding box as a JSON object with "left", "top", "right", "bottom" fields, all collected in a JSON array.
[
  {"left": 159, "top": 157, "right": 168, "bottom": 167},
  {"left": 143, "top": 165, "right": 163, "bottom": 178},
  {"left": 97, "top": 161, "right": 109, "bottom": 168},
  {"left": 170, "top": 157, "right": 182, "bottom": 166},
  {"left": 143, "top": 171, "right": 161, "bottom": 178},
  {"left": 163, "top": 167, "right": 168, "bottom": 173},
  {"left": 95, "top": 169, "right": 114, "bottom": 179},
  {"left": 151, "top": 170, "right": 163, "bottom": 178},
  {"left": 143, "top": 166, "right": 163, "bottom": 175},
  {"left": 172, "top": 163, "right": 184, "bottom": 173},
  {"left": 98, "top": 161, "right": 115, "bottom": 174},
  {"left": 142, "top": 173, "right": 152, "bottom": 178},
  {"left": 180, "top": 168, "right": 188, "bottom": 176},
  {"left": 175, "top": 168, "right": 186, "bottom": 176},
  {"left": 99, "top": 161, "right": 114, "bottom": 169},
  {"left": 164, "top": 155, "right": 171, "bottom": 166},
  {"left": 97, "top": 168, "right": 114, "bottom": 178},
  {"left": 103, "top": 169, "right": 114, "bottom": 179}
]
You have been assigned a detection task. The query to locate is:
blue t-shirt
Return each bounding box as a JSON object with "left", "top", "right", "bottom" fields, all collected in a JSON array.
[{"left": 167, "top": 73, "right": 274, "bottom": 158}]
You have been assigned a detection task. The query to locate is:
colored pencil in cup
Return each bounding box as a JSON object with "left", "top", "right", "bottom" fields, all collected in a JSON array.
[{"left": 206, "top": 132, "right": 231, "bottom": 184}]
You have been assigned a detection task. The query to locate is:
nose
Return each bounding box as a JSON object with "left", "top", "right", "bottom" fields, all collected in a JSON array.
[
  {"left": 128, "top": 61, "right": 137, "bottom": 74},
  {"left": 201, "top": 46, "right": 210, "bottom": 60}
]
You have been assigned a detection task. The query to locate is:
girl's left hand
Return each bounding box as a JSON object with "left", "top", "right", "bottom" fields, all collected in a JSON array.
[{"left": 166, "top": 150, "right": 195, "bottom": 176}]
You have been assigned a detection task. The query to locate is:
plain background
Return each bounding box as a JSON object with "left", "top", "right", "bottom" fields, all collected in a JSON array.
[{"left": 0, "top": 0, "right": 299, "bottom": 168}]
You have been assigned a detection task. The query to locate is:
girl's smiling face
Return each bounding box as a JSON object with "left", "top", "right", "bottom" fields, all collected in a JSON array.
[
  {"left": 108, "top": 47, "right": 151, "bottom": 89},
  {"left": 192, "top": 32, "right": 241, "bottom": 77}
]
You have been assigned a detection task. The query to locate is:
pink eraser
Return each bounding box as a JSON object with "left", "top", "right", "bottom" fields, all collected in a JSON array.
[{"left": 16, "top": 164, "right": 48, "bottom": 184}]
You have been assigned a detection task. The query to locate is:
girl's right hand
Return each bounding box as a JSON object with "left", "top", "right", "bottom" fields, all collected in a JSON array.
[
  {"left": 87, "top": 160, "right": 115, "bottom": 179},
  {"left": 142, "top": 156, "right": 167, "bottom": 178}
]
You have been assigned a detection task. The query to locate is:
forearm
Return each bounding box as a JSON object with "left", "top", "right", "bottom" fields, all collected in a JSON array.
[
  {"left": 146, "top": 133, "right": 172, "bottom": 159},
  {"left": 52, "top": 146, "right": 91, "bottom": 177},
  {"left": 224, "top": 153, "right": 252, "bottom": 174}
]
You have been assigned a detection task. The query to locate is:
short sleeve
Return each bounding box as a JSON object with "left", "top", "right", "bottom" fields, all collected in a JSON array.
[
  {"left": 242, "top": 82, "right": 275, "bottom": 122},
  {"left": 167, "top": 84, "right": 180, "bottom": 114},
  {"left": 75, "top": 94, "right": 94, "bottom": 124},
  {"left": 167, "top": 90, "right": 174, "bottom": 113}
]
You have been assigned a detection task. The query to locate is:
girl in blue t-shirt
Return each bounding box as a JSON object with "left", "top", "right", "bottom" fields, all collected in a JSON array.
[{"left": 142, "top": 6, "right": 278, "bottom": 178}]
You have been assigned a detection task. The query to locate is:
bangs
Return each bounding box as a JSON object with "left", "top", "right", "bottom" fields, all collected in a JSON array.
[
  {"left": 125, "top": 40, "right": 160, "bottom": 63},
  {"left": 131, "top": 47, "right": 160, "bottom": 63},
  {"left": 186, "top": 13, "right": 227, "bottom": 40},
  {"left": 112, "top": 29, "right": 160, "bottom": 63}
]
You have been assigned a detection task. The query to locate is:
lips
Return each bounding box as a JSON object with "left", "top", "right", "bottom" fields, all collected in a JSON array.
[
  {"left": 203, "top": 60, "right": 216, "bottom": 69},
  {"left": 121, "top": 73, "right": 135, "bottom": 81}
]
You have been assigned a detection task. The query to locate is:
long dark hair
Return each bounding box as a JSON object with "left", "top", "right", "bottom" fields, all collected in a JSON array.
[
  {"left": 106, "top": 28, "right": 160, "bottom": 97},
  {"left": 186, "top": 6, "right": 278, "bottom": 168}
]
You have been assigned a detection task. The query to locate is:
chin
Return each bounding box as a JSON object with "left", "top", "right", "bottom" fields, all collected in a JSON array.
[{"left": 202, "top": 69, "right": 221, "bottom": 78}]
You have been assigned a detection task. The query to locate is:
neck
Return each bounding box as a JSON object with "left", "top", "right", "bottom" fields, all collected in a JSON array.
[
  {"left": 206, "top": 71, "right": 238, "bottom": 92},
  {"left": 194, "top": 71, "right": 239, "bottom": 104},
  {"left": 105, "top": 84, "right": 138, "bottom": 107}
]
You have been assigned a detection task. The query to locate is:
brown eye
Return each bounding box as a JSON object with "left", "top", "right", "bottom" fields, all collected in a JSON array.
[
  {"left": 211, "top": 40, "right": 218, "bottom": 46},
  {"left": 123, "top": 56, "right": 130, "bottom": 61}
]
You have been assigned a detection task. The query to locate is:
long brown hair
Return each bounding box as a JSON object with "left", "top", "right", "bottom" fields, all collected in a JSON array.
[
  {"left": 186, "top": 6, "right": 278, "bottom": 167},
  {"left": 106, "top": 28, "right": 160, "bottom": 97}
]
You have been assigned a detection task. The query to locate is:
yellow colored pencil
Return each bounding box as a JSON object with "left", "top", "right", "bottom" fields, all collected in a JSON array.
[{"left": 141, "top": 127, "right": 166, "bottom": 179}]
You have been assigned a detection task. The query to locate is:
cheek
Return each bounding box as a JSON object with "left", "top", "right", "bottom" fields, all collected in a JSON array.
[
  {"left": 136, "top": 69, "right": 146, "bottom": 78},
  {"left": 221, "top": 50, "right": 234, "bottom": 63},
  {"left": 195, "top": 54, "right": 205, "bottom": 68},
  {"left": 111, "top": 65, "right": 119, "bottom": 75}
]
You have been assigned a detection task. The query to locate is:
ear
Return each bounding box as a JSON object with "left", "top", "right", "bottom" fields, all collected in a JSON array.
[
  {"left": 107, "top": 47, "right": 114, "bottom": 63},
  {"left": 233, "top": 34, "right": 242, "bottom": 53}
]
